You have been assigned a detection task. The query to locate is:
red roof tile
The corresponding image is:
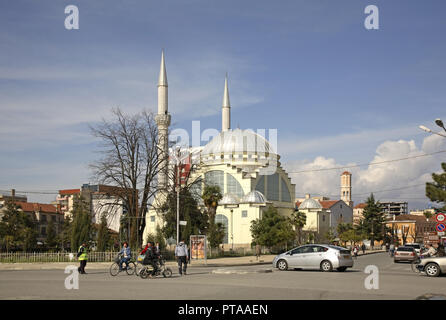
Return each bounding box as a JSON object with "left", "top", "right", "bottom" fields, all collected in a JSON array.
[
  {"left": 341, "top": 171, "right": 351, "bottom": 175},
  {"left": 15, "top": 201, "right": 61, "bottom": 214},
  {"left": 59, "top": 189, "right": 80, "bottom": 195},
  {"left": 354, "top": 203, "right": 367, "bottom": 209},
  {"left": 319, "top": 200, "right": 340, "bottom": 209}
]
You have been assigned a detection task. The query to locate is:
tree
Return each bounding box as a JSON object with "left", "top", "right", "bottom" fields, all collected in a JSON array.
[
  {"left": 96, "top": 214, "right": 110, "bottom": 252},
  {"left": 324, "top": 228, "right": 336, "bottom": 244},
  {"left": 289, "top": 210, "right": 306, "bottom": 245},
  {"left": 0, "top": 200, "right": 36, "bottom": 251},
  {"left": 337, "top": 222, "right": 353, "bottom": 236},
  {"left": 339, "top": 229, "right": 363, "bottom": 246},
  {"left": 250, "top": 206, "right": 294, "bottom": 250},
  {"left": 46, "top": 218, "right": 58, "bottom": 249},
  {"left": 90, "top": 108, "right": 167, "bottom": 249},
  {"left": 70, "top": 195, "right": 92, "bottom": 250},
  {"left": 359, "top": 194, "right": 386, "bottom": 247},
  {"left": 59, "top": 216, "right": 72, "bottom": 251},
  {"left": 160, "top": 186, "right": 208, "bottom": 244},
  {"left": 426, "top": 162, "right": 446, "bottom": 211},
  {"left": 202, "top": 185, "right": 223, "bottom": 225},
  {"left": 208, "top": 222, "right": 225, "bottom": 252}
]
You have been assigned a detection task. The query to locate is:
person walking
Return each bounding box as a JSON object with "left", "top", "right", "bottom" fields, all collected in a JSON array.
[
  {"left": 361, "top": 243, "right": 366, "bottom": 255},
  {"left": 175, "top": 240, "right": 189, "bottom": 276},
  {"left": 255, "top": 244, "right": 261, "bottom": 261},
  {"left": 389, "top": 243, "right": 395, "bottom": 257},
  {"left": 353, "top": 246, "right": 358, "bottom": 259},
  {"left": 77, "top": 242, "right": 88, "bottom": 274}
]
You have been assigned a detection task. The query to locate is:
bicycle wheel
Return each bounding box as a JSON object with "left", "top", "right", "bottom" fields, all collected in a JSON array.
[
  {"left": 126, "top": 262, "right": 136, "bottom": 275},
  {"left": 411, "top": 258, "right": 422, "bottom": 274},
  {"left": 163, "top": 267, "right": 172, "bottom": 278},
  {"left": 110, "top": 263, "right": 120, "bottom": 276},
  {"left": 140, "top": 268, "right": 149, "bottom": 279},
  {"left": 135, "top": 263, "right": 144, "bottom": 276}
]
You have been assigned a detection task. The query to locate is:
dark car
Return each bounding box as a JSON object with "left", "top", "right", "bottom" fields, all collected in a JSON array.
[{"left": 394, "top": 246, "right": 417, "bottom": 262}]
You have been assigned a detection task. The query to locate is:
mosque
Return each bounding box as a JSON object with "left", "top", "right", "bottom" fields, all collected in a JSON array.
[{"left": 142, "top": 52, "right": 351, "bottom": 249}]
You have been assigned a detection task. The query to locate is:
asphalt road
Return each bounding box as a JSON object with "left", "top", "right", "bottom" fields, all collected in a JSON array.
[{"left": 0, "top": 252, "right": 445, "bottom": 300}]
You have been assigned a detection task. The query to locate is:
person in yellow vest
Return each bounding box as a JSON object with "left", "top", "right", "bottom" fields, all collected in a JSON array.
[{"left": 77, "top": 242, "right": 88, "bottom": 274}]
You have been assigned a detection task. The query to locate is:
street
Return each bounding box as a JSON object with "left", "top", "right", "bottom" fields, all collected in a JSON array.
[{"left": 0, "top": 252, "right": 445, "bottom": 300}]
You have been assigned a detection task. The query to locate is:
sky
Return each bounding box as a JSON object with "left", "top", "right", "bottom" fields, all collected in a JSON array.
[{"left": 0, "top": 0, "right": 445, "bottom": 210}]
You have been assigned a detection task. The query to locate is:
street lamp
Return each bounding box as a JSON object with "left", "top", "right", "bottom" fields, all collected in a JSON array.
[
  {"left": 418, "top": 119, "right": 446, "bottom": 138},
  {"left": 220, "top": 193, "right": 240, "bottom": 251}
]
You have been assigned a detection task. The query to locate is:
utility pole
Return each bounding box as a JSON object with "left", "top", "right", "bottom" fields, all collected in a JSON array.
[{"left": 176, "top": 148, "right": 180, "bottom": 245}]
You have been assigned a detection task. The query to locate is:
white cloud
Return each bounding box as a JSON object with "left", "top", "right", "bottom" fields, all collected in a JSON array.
[{"left": 284, "top": 134, "right": 446, "bottom": 210}]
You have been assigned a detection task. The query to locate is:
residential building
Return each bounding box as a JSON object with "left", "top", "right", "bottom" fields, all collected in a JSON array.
[
  {"left": 380, "top": 201, "right": 408, "bottom": 218},
  {"left": 410, "top": 209, "right": 436, "bottom": 217},
  {"left": 386, "top": 215, "right": 437, "bottom": 245},
  {"left": 353, "top": 203, "right": 366, "bottom": 226},
  {"left": 14, "top": 201, "right": 64, "bottom": 244}
]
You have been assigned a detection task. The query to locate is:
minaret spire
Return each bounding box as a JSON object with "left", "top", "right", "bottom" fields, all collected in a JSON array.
[
  {"left": 155, "top": 49, "right": 171, "bottom": 189},
  {"left": 222, "top": 73, "right": 231, "bottom": 132}
]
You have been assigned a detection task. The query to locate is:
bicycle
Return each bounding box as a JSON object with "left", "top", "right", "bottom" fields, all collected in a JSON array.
[
  {"left": 110, "top": 254, "right": 136, "bottom": 276},
  {"left": 139, "top": 257, "right": 172, "bottom": 279}
]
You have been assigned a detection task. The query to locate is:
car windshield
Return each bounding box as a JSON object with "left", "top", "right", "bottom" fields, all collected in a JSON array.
[
  {"left": 405, "top": 244, "right": 420, "bottom": 249},
  {"left": 397, "top": 247, "right": 414, "bottom": 252}
]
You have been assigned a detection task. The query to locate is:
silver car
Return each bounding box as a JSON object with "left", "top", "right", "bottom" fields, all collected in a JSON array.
[
  {"left": 416, "top": 257, "right": 446, "bottom": 277},
  {"left": 272, "top": 244, "right": 354, "bottom": 272}
]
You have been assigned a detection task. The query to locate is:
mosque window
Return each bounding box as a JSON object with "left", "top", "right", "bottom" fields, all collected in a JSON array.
[
  {"left": 242, "top": 210, "right": 248, "bottom": 218},
  {"left": 205, "top": 170, "right": 224, "bottom": 193},
  {"left": 255, "top": 175, "right": 266, "bottom": 195},
  {"left": 267, "top": 173, "right": 280, "bottom": 201},
  {"left": 227, "top": 173, "right": 244, "bottom": 198},
  {"left": 281, "top": 178, "right": 291, "bottom": 202},
  {"left": 150, "top": 216, "right": 155, "bottom": 222},
  {"left": 215, "top": 214, "right": 228, "bottom": 244}
]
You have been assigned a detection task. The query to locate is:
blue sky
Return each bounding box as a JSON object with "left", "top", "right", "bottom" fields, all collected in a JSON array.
[{"left": 1, "top": 0, "right": 445, "bottom": 208}]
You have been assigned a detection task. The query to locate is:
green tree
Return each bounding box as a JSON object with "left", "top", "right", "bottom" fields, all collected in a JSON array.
[
  {"left": 0, "top": 200, "right": 36, "bottom": 251},
  {"left": 201, "top": 185, "right": 223, "bottom": 250},
  {"left": 46, "top": 218, "right": 58, "bottom": 249},
  {"left": 161, "top": 186, "right": 208, "bottom": 244},
  {"left": 208, "top": 222, "right": 225, "bottom": 253},
  {"left": 70, "top": 195, "right": 92, "bottom": 250},
  {"left": 337, "top": 222, "right": 353, "bottom": 236},
  {"left": 324, "top": 228, "right": 336, "bottom": 244},
  {"left": 96, "top": 214, "right": 110, "bottom": 252},
  {"left": 58, "top": 216, "right": 72, "bottom": 251},
  {"left": 359, "top": 194, "right": 386, "bottom": 247},
  {"left": 339, "top": 228, "right": 363, "bottom": 246},
  {"left": 250, "top": 206, "right": 294, "bottom": 250},
  {"left": 426, "top": 162, "right": 446, "bottom": 211},
  {"left": 289, "top": 210, "right": 306, "bottom": 245}
]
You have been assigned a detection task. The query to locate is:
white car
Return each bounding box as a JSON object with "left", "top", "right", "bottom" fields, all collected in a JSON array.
[
  {"left": 404, "top": 243, "right": 424, "bottom": 255},
  {"left": 272, "top": 244, "right": 354, "bottom": 272}
]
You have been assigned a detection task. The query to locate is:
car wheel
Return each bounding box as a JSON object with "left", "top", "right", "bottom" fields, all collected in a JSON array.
[
  {"left": 320, "top": 260, "right": 333, "bottom": 272},
  {"left": 337, "top": 267, "right": 347, "bottom": 272},
  {"left": 277, "top": 259, "right": 288, "bottom": 271},
  {"left": 425, "top": 263, "right": 441, "bottom": 277}
]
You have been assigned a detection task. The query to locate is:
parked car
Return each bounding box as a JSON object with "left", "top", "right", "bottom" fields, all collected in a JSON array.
[
  {"left": 272, "top": 244, "right": 353, "bottom": 272},
  {"left": 404, "top": 243, "right": 424, "bottom": 255},
  {"left": 415, "top": 257, "right": 446, "bottom": 277},
  {"left": 394, "top": 246, "right": 417, "bottom": 262}
]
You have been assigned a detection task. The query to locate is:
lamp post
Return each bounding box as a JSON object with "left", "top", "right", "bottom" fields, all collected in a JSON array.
[
  {"left": 419, "top": 118, "right": 446, "bottom": 138},
  {"left": 171, "top": 146, "right": 189, "bottom": 245},
  {"left": 220, "top": 193, "right": 240, "bottom": 252}
]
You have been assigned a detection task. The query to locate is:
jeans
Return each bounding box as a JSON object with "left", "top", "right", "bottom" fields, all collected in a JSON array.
[
  {"left": 120, "top": 257, "right": 130, "bottom": 270},
  {"left": 78, "top": 260, "right": 87, "bottom": 274},
  {"left": 177, "top": 256, "right": 188, "bottom": 275}
]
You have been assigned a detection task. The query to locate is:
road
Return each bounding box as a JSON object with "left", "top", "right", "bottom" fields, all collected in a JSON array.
[{"left": 0, "top": 252, "right": 445, "bottom": 300}]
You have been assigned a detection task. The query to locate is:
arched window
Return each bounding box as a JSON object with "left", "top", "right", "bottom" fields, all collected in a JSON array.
[
  {"left": 281, "top": 177, "right": 291, "bottom": 202},
  {"left": 227, "top": 173, "right": 244, "bottom": 198},
  {"left": 189, "top": 179, "right": 202, "bottom": 201},
  {"left": 267, "top": 173, "right": 279, "bottom": 201},
  {"left": 215, "top": 214, "right": 228, "bottom": 244},
  {"left": 205, "top": 170, "right": 224, "bottom": 193}
]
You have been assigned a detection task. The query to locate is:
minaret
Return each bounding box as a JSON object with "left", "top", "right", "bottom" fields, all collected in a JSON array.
[
  {"left": 222, "top": 74, "right": 231, "bottom": 132},
  {"left": 341, "top": 171, "right": 353, "bottom": 207},
  {"left": 155, "top": 50, "right": 171, "bottom": 189}
]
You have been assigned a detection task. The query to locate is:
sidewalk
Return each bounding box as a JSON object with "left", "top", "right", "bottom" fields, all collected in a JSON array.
[{"left": 0, "top": 250, "right": 385, "bottom": 271}]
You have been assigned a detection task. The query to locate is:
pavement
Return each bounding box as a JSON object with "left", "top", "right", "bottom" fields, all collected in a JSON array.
[
  {"left": 1, "top": 251, "right": 445, "bottom": 300},
  {"left": 0, "top": 250, "right": 384, "bottom": 270}
]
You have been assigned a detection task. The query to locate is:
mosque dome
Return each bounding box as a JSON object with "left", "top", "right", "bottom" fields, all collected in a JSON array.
[
  {"left": 202, "top": 129, "right": 273, "bottom": 155},
  {"left": 299, "top": 198, "right": 322, "bottom": 210},
  {"left": 220, "top": 193, "right": 241, "bottom": 206},
  {"left": 240, "top": 191, "right": 266, "bottom": 204}
]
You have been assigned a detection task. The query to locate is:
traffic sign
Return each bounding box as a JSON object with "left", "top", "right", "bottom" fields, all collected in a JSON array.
[
  {"left": 436, "top": 213, "right": 446, "bottom": 223},
  {"left": 438, "top": 232, "right": 445, "bottom": 236},
  {"left": 436, "top": 223, "right": 446, "bottom": 232}
]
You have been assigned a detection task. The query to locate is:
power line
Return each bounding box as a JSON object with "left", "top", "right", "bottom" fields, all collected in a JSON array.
[{"left": 286, "top": 149, "right": 446, "bottom": 174}]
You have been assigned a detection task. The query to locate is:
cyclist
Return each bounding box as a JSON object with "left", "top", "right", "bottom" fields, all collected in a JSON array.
[
  {"left": 118, "top": 242, "right": 132, "bottom": 271},
  {"left": 141, "top": 242, "right": 158, "bottom": 276},
  {"left": 421, "top": 243, "right": 438, "bottom": 258}
]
